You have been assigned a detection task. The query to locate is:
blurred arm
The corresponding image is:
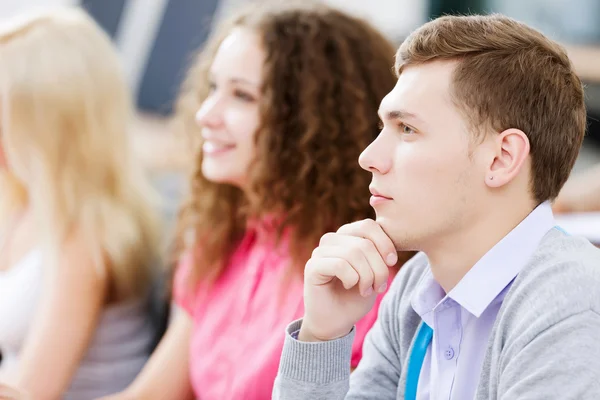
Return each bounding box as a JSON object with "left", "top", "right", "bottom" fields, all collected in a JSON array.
[
  {"left": 100, "top": 309, "right": 194, "bottom": 400},
  {"left": 7, "top": 237, "right": 107, "bottom": 400}
]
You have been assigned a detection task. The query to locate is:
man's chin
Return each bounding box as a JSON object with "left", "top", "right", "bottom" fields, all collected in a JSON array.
[
  {"left": 374, "top": 217, "right": 399, "bottom": 245},
  {"left": 375, "top": 216, "right": 419, "bottom": 252}
]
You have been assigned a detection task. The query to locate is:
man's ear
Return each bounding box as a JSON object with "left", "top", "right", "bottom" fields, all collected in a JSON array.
[{"left": 485, "top": 128, "right": 530, "bottom": 188}]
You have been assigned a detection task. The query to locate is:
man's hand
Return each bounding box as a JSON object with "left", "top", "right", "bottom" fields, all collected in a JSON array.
[{"left": 299, "top": 219, "right": 398, "bottom": 342}]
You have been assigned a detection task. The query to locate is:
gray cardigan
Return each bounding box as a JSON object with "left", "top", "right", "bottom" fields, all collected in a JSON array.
[{"left": 273, "top": 228, "right": 600, "bottom": 399}]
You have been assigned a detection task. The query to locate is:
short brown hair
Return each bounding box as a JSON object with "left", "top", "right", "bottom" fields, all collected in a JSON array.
[
  {"left": 174, "top": 1, "right": 401, "bottom": 282},
  {"left": 396, "top": 14, "right": 586, "bottom": 203}
]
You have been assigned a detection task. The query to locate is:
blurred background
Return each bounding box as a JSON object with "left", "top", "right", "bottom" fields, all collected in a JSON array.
[{"left": 2, "top": 0, "right": 600, "bottom": 226}]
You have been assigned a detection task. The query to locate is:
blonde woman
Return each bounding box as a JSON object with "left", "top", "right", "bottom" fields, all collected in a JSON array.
[{"left": 0, "top": 7, "right": 161, "bottom": 400}]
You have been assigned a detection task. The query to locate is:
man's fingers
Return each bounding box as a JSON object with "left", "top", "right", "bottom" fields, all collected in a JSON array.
[
  {"left": 306, "top": 257, "right": 360, "bottom": 291},
  {"left": 336, "top": 219, "right": 398, "bottom": 266},
  {"left": 311, "top": 220, "right": 395, "bottom": 296},
  {"left": 315, "top": 237, "right": 389, "bottom": 292},
  {"left": 312, "top": 246, "right": 375, "bottom": 296},
  {"left": 354, "top": 237, "right": 390, "bottom": 293}
]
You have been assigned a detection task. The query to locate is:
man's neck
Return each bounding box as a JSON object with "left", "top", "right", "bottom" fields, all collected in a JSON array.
[{"left": 424, "top": 200, "right": 537, "bottom": 293}]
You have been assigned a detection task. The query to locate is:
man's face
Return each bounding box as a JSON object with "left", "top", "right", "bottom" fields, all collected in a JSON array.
[{"left": 359, "top": 60, "right": 489, "bottom": 251}]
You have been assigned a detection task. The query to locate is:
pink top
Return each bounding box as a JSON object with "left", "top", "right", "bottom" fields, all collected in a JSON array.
[{"left": 174, "top": 220, "right": 389, "bottom": 400}]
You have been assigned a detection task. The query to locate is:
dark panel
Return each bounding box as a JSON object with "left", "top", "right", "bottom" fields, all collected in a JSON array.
[
  {"left": 80, "top": 0, "right": 127, "bottom": 39},
  {"left": 137, "top": 0, "right": 220, "bottom": 114},
  {"left": 585, "top": 83, "right": 600, "bottom": 146},
  {"left": 429, "top": 0, "right": 484, "bottom": 18}
]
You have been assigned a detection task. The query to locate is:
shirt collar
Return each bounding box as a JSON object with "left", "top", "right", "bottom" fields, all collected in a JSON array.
[
  {"left": 410, "top": 269, "right": 445, "bottom": 326},
  {"left": 412, "top": 201, "right": 556, "bottom": 319}
]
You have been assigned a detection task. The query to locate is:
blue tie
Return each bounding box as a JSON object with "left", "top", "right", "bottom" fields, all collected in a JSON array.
[{"left": 405, "top": 321, "right": 433, "bottom": 400}]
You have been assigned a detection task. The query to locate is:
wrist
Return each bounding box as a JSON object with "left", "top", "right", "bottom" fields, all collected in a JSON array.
[
  {"left": 298, "top": 325, "right": 325, "bottom": 342},
  {"left": 298, "top": 322, "right": 352, "bottom": 342}
]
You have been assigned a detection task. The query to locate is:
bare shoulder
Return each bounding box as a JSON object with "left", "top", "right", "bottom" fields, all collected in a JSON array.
[{"left": 47, "top": 232, "right": 109, "bottom": 294}]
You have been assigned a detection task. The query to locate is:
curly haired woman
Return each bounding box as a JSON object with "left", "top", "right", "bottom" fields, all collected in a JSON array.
[{"left": 106, "top": 2, "right": 413, "bottom": 399}]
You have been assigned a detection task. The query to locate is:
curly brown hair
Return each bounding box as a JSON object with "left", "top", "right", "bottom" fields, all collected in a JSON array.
[{"left": 173, "top": 1, "right": 402, "bottom": 284}]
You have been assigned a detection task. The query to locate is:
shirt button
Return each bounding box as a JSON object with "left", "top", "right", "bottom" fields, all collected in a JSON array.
[{"left": 444, "top": 347, "right": 455, "bottom": 360}]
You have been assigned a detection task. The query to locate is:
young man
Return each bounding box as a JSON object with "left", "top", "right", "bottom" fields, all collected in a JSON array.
[{"left": 273, "top": 14, "right": 600, "bottom": 400}]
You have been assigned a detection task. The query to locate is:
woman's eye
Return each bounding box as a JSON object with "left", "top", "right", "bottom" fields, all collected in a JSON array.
[{"left": 234, "top": 90, "right": 256, "bottom": 102}]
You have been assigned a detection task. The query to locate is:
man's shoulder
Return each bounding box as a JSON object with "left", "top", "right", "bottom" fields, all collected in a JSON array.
[
  {"left": 517, "top": 228, "right": 600, "bottom": 303},
  {"left": 381, "top": 252, "right": 429, "bottom": 321},
  {"left": 388, "top": 252, "right": 430, "bottom": 297},
  {"left": 373, "top": 252, "right": 429, "bottom": 354},
  {"left": 501, "top": 228, "right": 600, "bottom": 334}
]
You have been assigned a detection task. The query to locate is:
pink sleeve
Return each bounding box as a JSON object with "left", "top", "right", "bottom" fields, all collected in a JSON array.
[
  {"left": 172, "top": 252, "right": 196, "bottom": 316},
  {"left": 350, "top": 276, "right": 394, "bottom": 367}
]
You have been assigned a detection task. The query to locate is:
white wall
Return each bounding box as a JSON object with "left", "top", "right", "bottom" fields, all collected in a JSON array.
[
  {"left": 487, "top": 0, "right": 600, "bottom": 44},
  {"left": 0, "top": 0, "right": 78, "bottom": 21},
  {"left": 323, "top": 0, "right": 427, "bottom": 42},
  {"left": 0, "top": 0, "right": 169, "bottom": 95},
  {"left": 216, "top": 0, "right": 427, "bottom": 43}
]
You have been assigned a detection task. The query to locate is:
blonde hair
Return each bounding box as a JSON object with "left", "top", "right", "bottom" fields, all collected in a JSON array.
[{"left": 0, "top": 7, "right": 160, "bottom": 301}]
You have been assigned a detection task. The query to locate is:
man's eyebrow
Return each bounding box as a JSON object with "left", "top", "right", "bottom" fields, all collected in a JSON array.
[{"left": 383, "top": 110, "right": 423, "bottom": 123}]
